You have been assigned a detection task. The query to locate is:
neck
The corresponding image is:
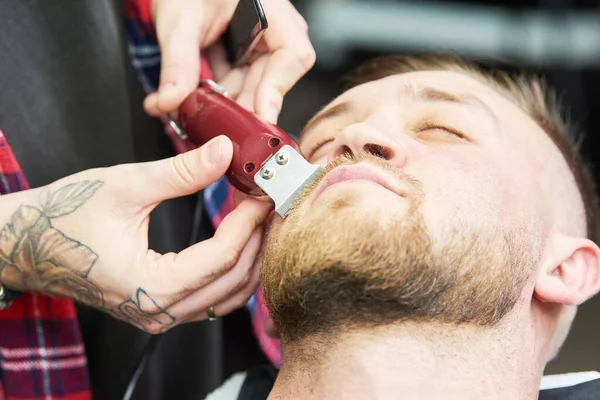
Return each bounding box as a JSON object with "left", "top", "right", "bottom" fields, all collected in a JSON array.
[{"left": 268, "top": 321, "right": 544, "bottom": 400}]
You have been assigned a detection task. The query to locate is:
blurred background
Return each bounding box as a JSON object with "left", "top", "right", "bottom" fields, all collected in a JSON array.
[
  {"left": 273, "top": 0, "right": 600, "bottom": 375},
  {"left": 4, "top": 2, "right": 598, "bottom": 399}
]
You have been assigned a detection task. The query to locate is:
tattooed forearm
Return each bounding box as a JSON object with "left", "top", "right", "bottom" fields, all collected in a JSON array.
[
  {"left": 0, "top": 181, "right": 177, "bottom": 333},
  {"left": 116, "top": 288, "right": 176, "bottom": 333},
  {"left": 0, "top": 181, "right": 105, "bottom": 307}
]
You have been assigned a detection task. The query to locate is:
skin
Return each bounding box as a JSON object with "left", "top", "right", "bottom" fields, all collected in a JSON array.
[
  {"left": 144, "top": 0, "right": 316, "bottom": 124},
  {"left": 258, "top": 70, "right": 600, "bottom": 399},
  {"left": 0, "top": 136, "right": 273, "bottom": 333},
  {"left": 0, "top": 0, "right": 315, "bottom": 333}
]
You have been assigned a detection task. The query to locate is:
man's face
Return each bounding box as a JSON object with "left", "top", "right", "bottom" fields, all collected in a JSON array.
[{"left": 260, "top": 70, "right": 552, "bottom": 342}]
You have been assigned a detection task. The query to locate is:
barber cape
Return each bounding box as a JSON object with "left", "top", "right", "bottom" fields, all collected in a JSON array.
[{"left": 205, "top": 366, "right": 600, "bottom": 400}]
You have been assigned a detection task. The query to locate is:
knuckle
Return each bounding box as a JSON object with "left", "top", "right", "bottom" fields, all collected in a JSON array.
[
  {"left": 231, "top": 292, "right": 250, "bottom": 309},
  {"left": 143, "top": 323, "right": 162, "bottom": 335},
  {"left": 234, "top": 271, "right": 252, "bottom": 292},
  {"left": 221, "top": 246, "right": 242, "bottom": 273},
  {"left": 240, "top": 286, "right": 258, "bottom": 307},
  {"left": 170, "top": 153, "right": 196, "bottom": 186},
  {"left": 297, "top": 45, "right": 316, "bottom": 71},
  {"left": 237, "top": 270, "right": 260, "bottom": 298},
  {"left": 297, "top": 15, "right": 309, "bottom": 33}
]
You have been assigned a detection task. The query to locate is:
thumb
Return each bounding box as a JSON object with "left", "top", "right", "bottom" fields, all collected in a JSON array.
[{"left": 136, "top": 135, "right": 233, "bottom": 204}]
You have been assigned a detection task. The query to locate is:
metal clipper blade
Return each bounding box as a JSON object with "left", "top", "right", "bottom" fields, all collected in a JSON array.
[{"left": 254, "top": 145, "right": 323, "bottom": 217}]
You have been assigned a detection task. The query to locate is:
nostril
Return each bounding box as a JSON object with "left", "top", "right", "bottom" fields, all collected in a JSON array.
[
  {"left": 364, "top": 143, "right": 392, "bottom": 160},
  {"left": 342, "top": 145, "right": 352, "bottom": 157},
  {"left": 335, "top": 145, "right": 354, "bottom": 158}
]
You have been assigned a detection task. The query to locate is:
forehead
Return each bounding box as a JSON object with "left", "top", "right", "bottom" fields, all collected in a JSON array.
[
  {"left": 303, "top": 70, "right": 555, "bottom": 156},
  {"left": 322, "top": 70, "right": 515, "bottom": 117}
]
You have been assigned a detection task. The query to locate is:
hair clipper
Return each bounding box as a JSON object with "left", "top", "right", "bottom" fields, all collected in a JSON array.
[{"left": 176, "top": 80, "right": 322, "bottom": 217}]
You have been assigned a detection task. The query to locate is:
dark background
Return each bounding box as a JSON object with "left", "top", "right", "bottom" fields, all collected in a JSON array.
[{"left": 274, "top": 0, "right": 600, "bottom": 375}]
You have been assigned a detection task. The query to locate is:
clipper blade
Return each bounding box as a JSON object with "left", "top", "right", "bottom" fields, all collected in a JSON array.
[{"left": 254, "top": 145, "right": 323, "bottom": 217}]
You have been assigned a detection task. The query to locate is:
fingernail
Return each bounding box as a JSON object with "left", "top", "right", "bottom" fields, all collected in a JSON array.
[{"left": 203, "top": 136, "right": 224, "bottom": 165}]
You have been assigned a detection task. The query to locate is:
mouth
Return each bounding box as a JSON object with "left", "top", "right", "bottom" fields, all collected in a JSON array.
[{"left": 312, "top": 163, "right": 405, "bottom": 200}]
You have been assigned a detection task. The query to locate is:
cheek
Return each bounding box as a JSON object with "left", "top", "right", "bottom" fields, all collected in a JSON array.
[{"left": 415, "top": 149, "right": 518, "bottom": 238}]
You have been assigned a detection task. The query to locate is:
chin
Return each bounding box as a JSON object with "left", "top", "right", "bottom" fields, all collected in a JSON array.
[{"left": 260, "top": 176, "right": 534, "bottom": 343}]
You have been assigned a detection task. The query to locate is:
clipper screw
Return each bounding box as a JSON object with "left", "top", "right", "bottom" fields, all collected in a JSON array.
[
  {"left": 260, "top": 166, "right": 274, "bottom": 180},
  {"left": 275, "top": 151, "right": 289, "bottom": 165}
]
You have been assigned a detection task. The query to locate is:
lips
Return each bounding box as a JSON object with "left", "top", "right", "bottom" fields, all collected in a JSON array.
[{"left": 312, "top": 163, "right": 404, "bottom": 200}]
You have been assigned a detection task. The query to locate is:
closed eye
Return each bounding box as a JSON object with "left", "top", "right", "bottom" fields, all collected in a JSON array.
[
  {"left": 304, "top": 137, "right": 335, "bottom": 160},
  {"left": 304, "top": 123, "right": 470, "bottom": 159},
  {"left": 416, "top": 122, "right": 471, "bottom": 141}
]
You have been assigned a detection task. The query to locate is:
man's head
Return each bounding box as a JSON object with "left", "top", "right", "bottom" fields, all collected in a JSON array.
[{"left": 260, "top": 54, "right": 600, "bottom": 362}]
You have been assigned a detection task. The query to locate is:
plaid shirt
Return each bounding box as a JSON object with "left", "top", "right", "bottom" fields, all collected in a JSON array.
[
  {"left": 0, "top": 132, "right": 91, "bottom": 400},
  {"left": 0, "top": 1, "right": 281, "bottom": 398}
]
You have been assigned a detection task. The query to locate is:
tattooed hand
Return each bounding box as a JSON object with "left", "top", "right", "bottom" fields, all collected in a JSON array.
[
  {"left": 0, "top": 136, "right": 272, "bottom": 334},
  {"left": 0, "top": 182, "right": 104, "bottom": 306}
]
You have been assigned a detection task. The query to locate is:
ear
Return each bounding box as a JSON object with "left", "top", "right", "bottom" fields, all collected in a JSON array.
[{"left": 535, "top": 235, "right": 600, "bottom": 306}]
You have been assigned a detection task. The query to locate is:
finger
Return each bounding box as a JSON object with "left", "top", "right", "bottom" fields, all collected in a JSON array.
[
  {"left": 143, "top": 92, "right": 162, "bottom": 117},
  {"left": 168, "top": 224, "right": 264, "bottom": 321},
  {"left": 235, "top": 54, "right": 270, "bottom": 113},
  {"left": 233, "top": 189, "right": 247, "bottom": 206},
  {"left": 218, "top": 66, "right": 250, "bottom": 102},
  {"left": 133, "top": 135, "right": 233, "bottom": 204},
  {"left": 251, "top": 1, "right": 316, "bottom": 123},
  {"left": 155, "top": 9, "right": 203, "bottom": 114},
  {"left": 186, "top": 245, "right": 262, "bottom": 323},
  {"left": 190, "top": 258, "right": 261, "bottom": 322},
  {"left": 167, "top": 196, "right": 272, "bottom": 287},
  {"left": 206, "top": 41, "right": 232, "bottom": 82},
  {"left": 255, "top": 43, "right": 315, "bottom": 124},
  {"left": 233, "top": 189, "right": 270, "bottom": 209}
]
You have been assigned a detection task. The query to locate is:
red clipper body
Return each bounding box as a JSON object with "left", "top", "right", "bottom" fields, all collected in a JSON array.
[{"left": 178, "top": 82, "right": 300, "bottom": 196}]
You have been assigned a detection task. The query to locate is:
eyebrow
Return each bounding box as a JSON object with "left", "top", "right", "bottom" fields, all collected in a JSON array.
[
  {"left": 299, "top": 86, "right": 497, "bottom": 140},
  {"left": 414, "top": 87, "right": 497, "bottom": 121}
]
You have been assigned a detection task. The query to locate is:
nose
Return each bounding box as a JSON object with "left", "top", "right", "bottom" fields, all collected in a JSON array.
[{"left": 327, "top": 122, "right": 407, "bottom": 167}]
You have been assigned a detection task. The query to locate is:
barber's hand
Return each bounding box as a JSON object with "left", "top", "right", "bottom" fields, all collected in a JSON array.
[
  {"left": 232, "top": 189, "right": 280, "bottom": 339},
  {"left": 144, "top": 0, "right": 315, "bottom": 124},
  {"left": 0, "top": 136, "right": 272, "bottom": 334}
]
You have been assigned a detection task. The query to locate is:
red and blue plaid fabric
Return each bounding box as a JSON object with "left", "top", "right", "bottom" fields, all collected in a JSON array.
[
  {"left": 0, "top": 131, "right": 91, "bottom": 400},
  {"left": 124, "top": 0, "right": 282, "bottom": 367},
  {"left": 0, "top": 3, "right": 282, "bottom": 398}
]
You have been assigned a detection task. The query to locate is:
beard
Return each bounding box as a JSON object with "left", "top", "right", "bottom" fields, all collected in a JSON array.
[{"left": 260, "top": 152, "right": 535, "bottom": 343}]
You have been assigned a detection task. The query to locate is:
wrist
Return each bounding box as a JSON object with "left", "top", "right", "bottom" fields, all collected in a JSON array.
[
  {"left": 0, "top": 186, "right": 44, "bottom": 294},
  {"left": 0, "top": 178, "right": 107, "bottom": 309}
]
